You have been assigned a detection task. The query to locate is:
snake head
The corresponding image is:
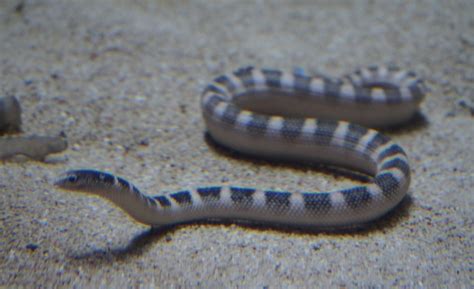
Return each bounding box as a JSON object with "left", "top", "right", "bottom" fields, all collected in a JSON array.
[{"left": 54, "top": 169, "right": 117, "bottom": 195}]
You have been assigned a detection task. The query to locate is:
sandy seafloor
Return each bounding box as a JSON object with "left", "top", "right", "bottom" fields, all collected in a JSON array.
[{"left": 0, "top": 0, "right": 473, "bottom": 288}]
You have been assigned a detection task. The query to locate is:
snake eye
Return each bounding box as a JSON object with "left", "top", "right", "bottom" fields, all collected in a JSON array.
[{"left": 67, "top": 175, "right": 78, "bottom": 183}]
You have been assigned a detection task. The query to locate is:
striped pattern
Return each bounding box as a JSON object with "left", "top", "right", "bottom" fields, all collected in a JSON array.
[{"left": 55, "top": 65, "right": 425, "bottom": 228}]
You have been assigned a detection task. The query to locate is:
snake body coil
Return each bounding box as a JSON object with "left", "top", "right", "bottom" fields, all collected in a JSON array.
[{"left": 55, "top": 65, "right": 425, "bottom": 228}]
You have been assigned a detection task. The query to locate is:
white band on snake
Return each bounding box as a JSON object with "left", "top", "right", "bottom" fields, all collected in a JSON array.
[{"left": 55, "top": 65, "right": 425, "bottom": 228}]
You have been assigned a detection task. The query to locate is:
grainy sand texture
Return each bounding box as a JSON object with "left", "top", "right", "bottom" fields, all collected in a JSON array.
[{"left": 1, "top": 0, "right": 473, "bottom": 288}]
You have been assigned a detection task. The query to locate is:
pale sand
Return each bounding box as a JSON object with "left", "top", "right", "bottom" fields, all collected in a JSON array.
[{"left": 0, "top": 0, "right": 472, "bottom": 288}]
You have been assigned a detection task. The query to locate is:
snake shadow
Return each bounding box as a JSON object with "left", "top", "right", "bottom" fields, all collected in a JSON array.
[
  {"left": 379, "top": 111, "right": 429, "bottom": 133},
  {"left": 68, "top": 225, "right": 179, "bottom": 264}
]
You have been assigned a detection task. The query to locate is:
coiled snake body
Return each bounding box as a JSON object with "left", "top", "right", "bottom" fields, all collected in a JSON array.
[{"left": 55, "top": 65, "right": 425, "bottom": 228}]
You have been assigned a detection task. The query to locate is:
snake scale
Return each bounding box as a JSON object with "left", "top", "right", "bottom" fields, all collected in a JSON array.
[{"left": 55, "top": 65, "right": 425, "bottom": 228}]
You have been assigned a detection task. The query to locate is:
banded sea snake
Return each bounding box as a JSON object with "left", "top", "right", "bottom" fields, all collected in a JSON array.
[{"left": 55, "top": 65, "right": 425, "bottom": 228}]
